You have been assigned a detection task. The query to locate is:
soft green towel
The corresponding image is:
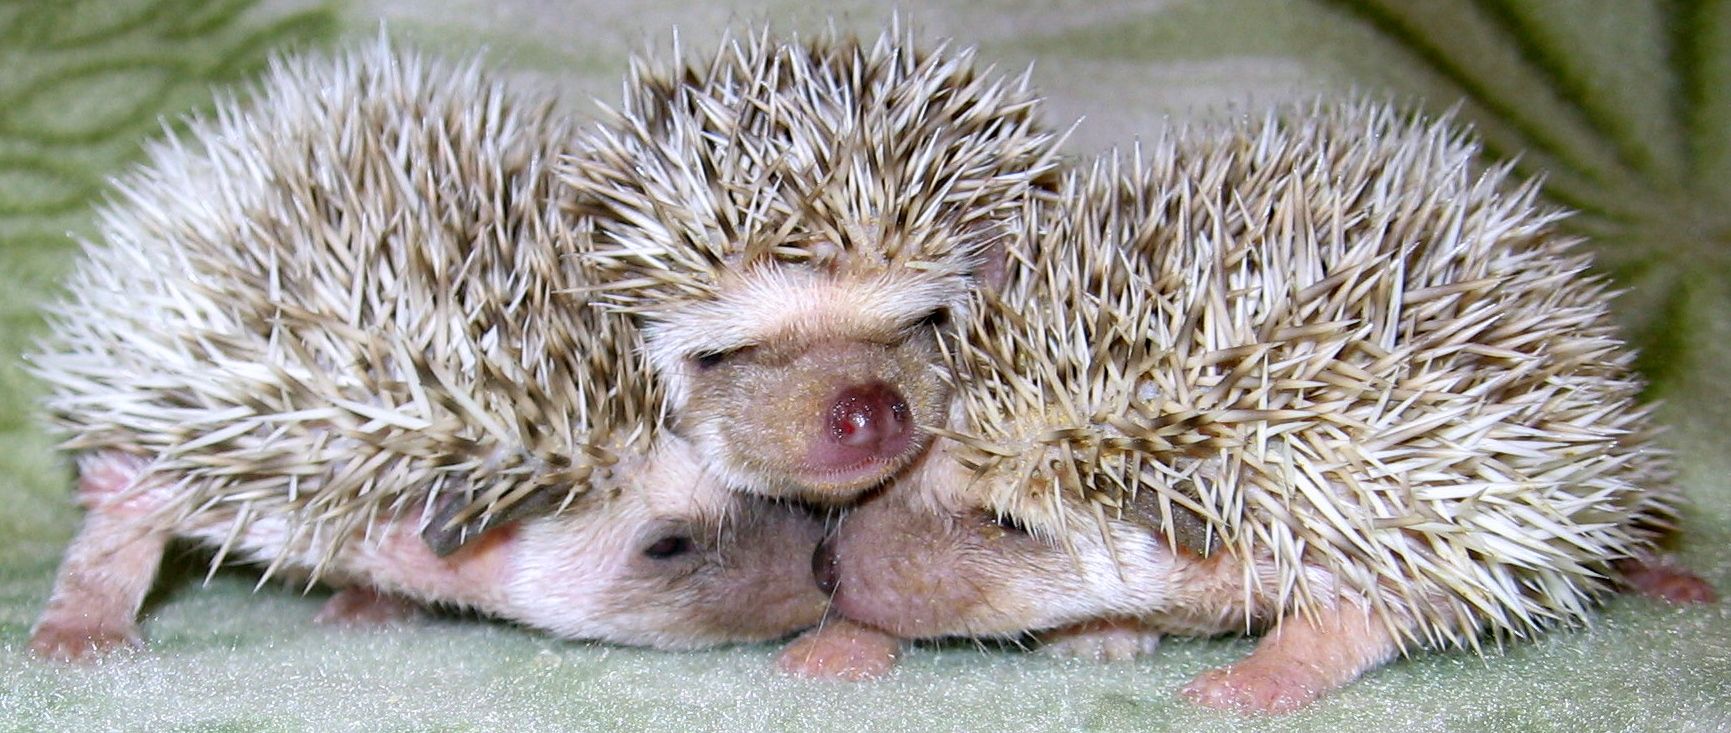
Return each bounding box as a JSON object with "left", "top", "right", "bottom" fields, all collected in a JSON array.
[{"left": 2, "top": 2, "right": 1727, "bottom": 731}]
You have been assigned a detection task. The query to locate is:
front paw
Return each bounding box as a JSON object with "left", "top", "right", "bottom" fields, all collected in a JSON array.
[
  {"left": 1180, "top": 660, "right": 1321, "bottom": 714},
  {"left": 775, "top": 618, "right": 901, "bottom": 681},
  {"left": 1039, "top": 618, "right": 1161, "bottom": 662},
  {"left": 28, "top": 619, "right": 142, "bottom": 663}
]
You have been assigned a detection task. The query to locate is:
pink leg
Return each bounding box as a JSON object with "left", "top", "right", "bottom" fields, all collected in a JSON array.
[
  {"left": 1616, "top": 557, "right": 1717, "bottom": 604},
  {"left": 29, "top": 460, "right": 171, "bottom": 663},
  {"left": 775, "top": 617, "right": 902, "bottom": 681},
  {"left": 1039, "top": 617, "right": 1163, "bottom": 662},
  {"left": 313, "top": 586, "right": 423, "bottom": 627},
  {"left": 1181, "top": 600, "right": 1399, "bottom": 714}
]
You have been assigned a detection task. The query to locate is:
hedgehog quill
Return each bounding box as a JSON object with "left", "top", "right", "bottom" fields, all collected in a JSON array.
[
  {"left": 818, "top": 101, "right": 1716, "bottom": 711},
  {"left": 562, "top": 25, "right": 1063, "bottom": 504},
  {"left": 27, "top": 39, "right": 828, "bottom": 662}
]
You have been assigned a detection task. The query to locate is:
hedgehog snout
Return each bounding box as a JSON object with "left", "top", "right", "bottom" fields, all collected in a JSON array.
[{"left": 676, "top": 303, "right": 952, "bottom": 502}]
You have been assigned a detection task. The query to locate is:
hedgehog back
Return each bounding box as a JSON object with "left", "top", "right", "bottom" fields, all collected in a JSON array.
[
  {"left": 948, "top": 101, "right": 1678, "bottom": 650},
  {"left": 31, "top": 39, "right": 658, "bottom": 578},
  {"left": 564, "top": 26, "right": 1061, "bottom": 314}
]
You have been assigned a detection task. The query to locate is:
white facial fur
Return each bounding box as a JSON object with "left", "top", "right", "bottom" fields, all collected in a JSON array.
[{"left": 644, "top": 265, "right": 966, "bottom": 408}]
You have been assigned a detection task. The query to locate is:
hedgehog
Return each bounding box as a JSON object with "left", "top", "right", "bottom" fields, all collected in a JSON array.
[
  {"left": 559, "top": 24, "right": 1063, "bottom": 504},
  {"left": 812, "top": 101, "right": 1717, "bottom": 710},
  {"left": 25, "top": 38, "right": 829, "bottom": 663}
]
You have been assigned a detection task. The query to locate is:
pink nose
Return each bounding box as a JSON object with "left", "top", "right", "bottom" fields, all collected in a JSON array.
[{"left": 825, "top": 382, "right": 912, "bottom": 457}]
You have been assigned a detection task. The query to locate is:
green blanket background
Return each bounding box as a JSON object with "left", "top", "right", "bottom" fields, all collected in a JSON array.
[{"left": 2, "top": 1, "right": 1728, "bottom": 731}]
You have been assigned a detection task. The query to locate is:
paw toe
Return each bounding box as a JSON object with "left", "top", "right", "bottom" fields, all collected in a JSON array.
[
  {"left": 1180, "top": 664, "right": 1317, "bottom": 714},
  {"left": 28, "top": 623, "right": 141, "bottom": 664},
  {"left": 775, "top": 621, "right": 901, "bottom": 681},
  {"left": 1624, "top": 562, "right": 1719, "bottom": 605}
]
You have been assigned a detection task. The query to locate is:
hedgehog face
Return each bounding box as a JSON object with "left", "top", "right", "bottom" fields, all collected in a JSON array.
[
  {"left": 503, "top": 439, "right": 829, "bottom": 648},
  {"left": 641, "top": 264, "right": 962, "bottom": 504}
]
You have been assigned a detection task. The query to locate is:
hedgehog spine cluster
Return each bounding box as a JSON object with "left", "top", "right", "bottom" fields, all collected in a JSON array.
[
  {"left": 31, "top": 37, "right": 661, "bottom": 580},
  {"left": 564, "top": 25, "right": 1061, "bottom": 315}
]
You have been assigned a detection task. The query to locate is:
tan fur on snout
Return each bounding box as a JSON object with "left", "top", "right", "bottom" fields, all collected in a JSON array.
[
  {"left": 644, "top": 265, "right": 970, "bottom": 389},
  {"left": 651, "top": 265, "right": 959, "bottom": 502}
]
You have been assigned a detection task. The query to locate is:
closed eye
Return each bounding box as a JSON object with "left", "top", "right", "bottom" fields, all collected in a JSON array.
[
  {"left": 693, "top": 351, "right": 732, "bottom": 370},
  {"left": 643, "top": 535, "right": 694, "bottom": 560},
  {"left": 915, "top": 308, "right": 950, "bottom": 330},
  {"left": 691, "top": 345, "right": 755, "bottom": 370}
]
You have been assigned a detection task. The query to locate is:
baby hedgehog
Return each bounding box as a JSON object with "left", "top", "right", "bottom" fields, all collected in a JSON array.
[
  {"left": 563, "top": 25, "right": 1062, "bottom": 503},
  {"left": 27, "top": 39, "right": 827, "bottom": 662},
  {"left": 819, "top": 101, "right": 1716, "bottom": 710}
]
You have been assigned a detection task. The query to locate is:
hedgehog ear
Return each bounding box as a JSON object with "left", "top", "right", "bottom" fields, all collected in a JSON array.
[
  {"left": 1163, "top": 497, "right": 1219, "bottom": 559},
  {"left": 420, "top": 485, "right": 566, "bottom": 557},
  {"left": 1120, "top": 479, "right": 1220, "bottom": 559},
  {"left": 978, "top": 167, "right": 1060, "bottom": 291},
  {"left": 976, "top": 218, "right": 1010, "bottom": 289},
  {"left": 975, "top": 236, "right": 1011, "bottom": 290}
]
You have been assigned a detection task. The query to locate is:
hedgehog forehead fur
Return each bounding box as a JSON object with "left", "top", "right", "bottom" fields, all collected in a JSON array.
[
  {"left": 561, "top": 25, "right": 1062, "bottom": 318},
  {"left": 937, "top": 99, "right": 1680, "bottom": 650},
  {"left": 31, "top": 37, "right": 664, "bottom": 579}
]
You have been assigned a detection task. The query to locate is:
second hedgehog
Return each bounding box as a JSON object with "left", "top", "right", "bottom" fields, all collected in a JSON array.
[
  {"left": 27, "top": 41, "right": 828, "bottom": 662},
  {"left": 564, "top": 26, "right": 1061, "bottom": 503},
  {"left": 820, "top": 102, "right": 1716, "bottom": 711}
]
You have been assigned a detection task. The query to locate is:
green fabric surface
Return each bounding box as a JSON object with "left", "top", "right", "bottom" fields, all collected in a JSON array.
[{"left": 1, "top": 1, "right": 1728, "bottom": 731}]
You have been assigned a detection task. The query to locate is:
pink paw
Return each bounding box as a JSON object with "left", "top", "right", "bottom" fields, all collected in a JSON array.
[
  {"left": 775, "top": 619, "right": 901, "bottom": 681},
  {"left": 74, "top": 451, "right": 153, "bottom": 513},
  {"left": 28, "top": 620, "right": 142, "bottom": 664},
  {"left": 1039, "top": 619, "right": 1161, "bottom": 662},
  {"left": 1620, "top": 560, "right": 1718, "bottom": 605},
  {"left": 313, "top": 586, "right": 422, "bottom": 627},
  {"left": 1180, "top": 662, "right": 1321, "bottom": 714}
]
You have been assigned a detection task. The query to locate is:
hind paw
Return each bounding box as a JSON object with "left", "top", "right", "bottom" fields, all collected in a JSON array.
[
  {"left": 314, "top": 586, "right": 422, "bottom": 627},
  {"left": 1619, "top": 558, "right": 1718, "bottom": 605},
  {"left": 1039, "top": 618, "right": 1161, "bottom": 662},
  {"left": 1181, "top": 660, "right": 1321, "bottom": 714},
  {"left": 28, "top": 620, "right": 141, "bottom": 663}
]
